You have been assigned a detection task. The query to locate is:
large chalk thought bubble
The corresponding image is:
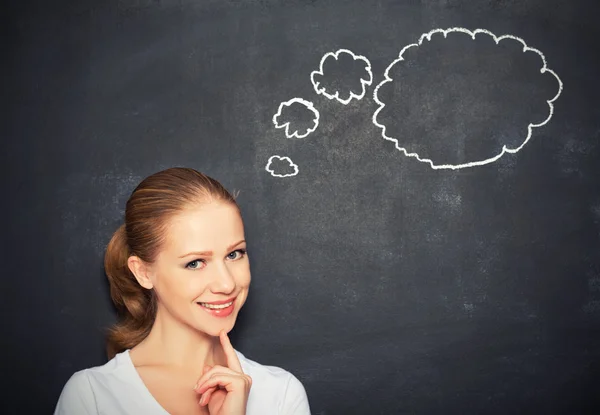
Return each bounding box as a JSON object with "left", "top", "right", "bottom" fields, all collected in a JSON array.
[
  {"left": 273, "top": 98, "right": 320, "bottom": 138},
  {"left": 373, "top": 27, "right": 563, "bottom": 170},
  {"left": 265, "top": 155, "right": 299, "bottom": 178},
  {"left": 311, "top": 49, "right": 373, "bottom": 105}
]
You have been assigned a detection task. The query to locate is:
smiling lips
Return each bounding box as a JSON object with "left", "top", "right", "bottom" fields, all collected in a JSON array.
[{"left": 197, "top": 297, "right": 236, "bottom": 317}]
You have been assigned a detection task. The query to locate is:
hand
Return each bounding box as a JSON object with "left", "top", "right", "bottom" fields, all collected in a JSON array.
[{"left": 193, "top": 331, "right": 252, "bottom": 414}]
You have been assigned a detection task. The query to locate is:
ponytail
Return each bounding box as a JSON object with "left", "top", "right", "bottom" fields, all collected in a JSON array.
[{"left": 104, "top": 224, "right": 156, "bottom": 359}]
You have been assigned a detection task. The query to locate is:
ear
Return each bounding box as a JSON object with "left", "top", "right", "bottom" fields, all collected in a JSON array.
[{"left": 127, "top": 256, "right": 154, "bottom": 290}]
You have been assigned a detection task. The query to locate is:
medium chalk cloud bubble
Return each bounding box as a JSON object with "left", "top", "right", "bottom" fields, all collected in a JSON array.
[
  {"left": 311, "top": 49, "right": 373, "bottom": 105},
  {"left": 273, "top": 98, "right": 320, "bottom": 139}
]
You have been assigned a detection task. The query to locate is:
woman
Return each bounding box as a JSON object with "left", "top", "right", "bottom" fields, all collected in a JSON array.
[{"left": 54, "top": 167, "right": 311, "bottom": 414}]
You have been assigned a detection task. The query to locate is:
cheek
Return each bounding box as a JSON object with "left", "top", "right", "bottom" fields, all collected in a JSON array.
[
  {"left": 185, "top": 272, "right": 211, "bottom": 292},
  {"left": 155, "top": 269, "right": 204, "bottom": 298},
  {"left": 236, "top": 264, "right": 251, "bottom": 286}
]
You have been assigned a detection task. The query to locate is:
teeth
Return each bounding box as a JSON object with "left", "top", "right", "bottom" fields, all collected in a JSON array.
[{"left": 199, "top": 301, "right": 233, "bottom": 310}]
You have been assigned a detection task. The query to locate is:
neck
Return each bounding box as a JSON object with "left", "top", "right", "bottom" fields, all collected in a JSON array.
[{"left": 133, "top": 306, "right": 228, "bottom": 371}]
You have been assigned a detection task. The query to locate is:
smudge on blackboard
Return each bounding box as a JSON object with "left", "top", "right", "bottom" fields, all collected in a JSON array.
[
  {"left": 590, "top": 201, "right": 600, "bottom": 223},
  {"left": 556, "top": 136, "right": 591, "bottom": 177},
  {"left": 432, "top": 189, "right": 462, "bottom": 212},
  {"left": 582, "top": 300, "right": 600, "bottom": 315},
  {"left": 463, "top": 302, "right": 475, "bottom": 314},
  {"left": 589, "top": 277, "right": 600, "bottom": 293}
]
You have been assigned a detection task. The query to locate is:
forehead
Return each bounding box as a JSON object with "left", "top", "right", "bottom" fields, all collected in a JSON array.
[{"left": 163, "top": 203, "right": 244, "bottom": 251}]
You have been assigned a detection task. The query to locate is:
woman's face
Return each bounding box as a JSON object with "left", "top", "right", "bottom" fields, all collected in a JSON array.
[{"left": 148, "top": 201, "right": 250, "bottom": 336}]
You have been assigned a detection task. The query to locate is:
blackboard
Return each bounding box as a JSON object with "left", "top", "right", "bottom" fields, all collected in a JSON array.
[{"left": 5, "top": 0, "right": 600, "bottom": 413}]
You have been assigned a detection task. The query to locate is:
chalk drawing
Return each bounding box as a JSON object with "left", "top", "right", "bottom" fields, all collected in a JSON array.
[
  {"left": 310, "top": 49, "right": 373, "bottom": 105},
  {"left": 265, "top": 155, "right": 300, "bottom": 178},
  {"left": 273, "top": 98, "right": 320, "bottom": 139},
  {"left": 372, "top": 27, "right": 564, "bottom": 170}
]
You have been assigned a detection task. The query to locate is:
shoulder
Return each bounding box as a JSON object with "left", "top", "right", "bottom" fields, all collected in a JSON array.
[
  {"left": 54, "top": 369, "right": 97, "bottom": 415},
  {"left": 236, "top": 351, "right": 311, "bottom": 414},
  {"left": 54, "top": 353, "right": 128, "bottom": 415}
]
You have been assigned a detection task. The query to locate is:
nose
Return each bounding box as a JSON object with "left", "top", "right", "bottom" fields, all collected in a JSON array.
[{"left": 209, "top": 261, "right": 236, "bottom": 294}]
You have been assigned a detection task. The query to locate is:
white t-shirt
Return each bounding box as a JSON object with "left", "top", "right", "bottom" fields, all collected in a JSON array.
[{"left": 54, "top": 349, "right": 311, "bottom": 415}]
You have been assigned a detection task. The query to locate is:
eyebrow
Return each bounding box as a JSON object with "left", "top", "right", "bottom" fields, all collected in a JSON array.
[{"left": 178, "top": 240, "right": 246, "bottom": 258}]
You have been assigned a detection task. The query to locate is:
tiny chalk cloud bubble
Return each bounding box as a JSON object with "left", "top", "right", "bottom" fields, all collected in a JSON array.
[{"left": 265, "top": 155, "right": 300, "bottom": 178}]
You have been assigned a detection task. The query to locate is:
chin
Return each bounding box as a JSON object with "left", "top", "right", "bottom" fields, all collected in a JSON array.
[{"left": 197, "top": 319, "right": 236, "bottom": 337}]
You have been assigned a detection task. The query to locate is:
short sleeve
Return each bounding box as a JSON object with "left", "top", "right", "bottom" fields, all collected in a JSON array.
[
  {"left": 54, "top": 370, "right": 98, "bottom": 415},
  {"left": 280, "top": 373, "right": 311, "bottom": 415}
]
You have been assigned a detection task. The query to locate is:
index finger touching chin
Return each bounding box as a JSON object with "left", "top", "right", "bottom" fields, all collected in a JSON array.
[{"left": 220, "top": 330, "right": 243, "bottom": 373}]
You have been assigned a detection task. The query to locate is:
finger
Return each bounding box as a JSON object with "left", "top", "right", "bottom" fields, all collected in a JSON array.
[
  {"left": 197, "top": 365, "right": 217, "bottom": 406},
  {"left": 193, "top": 365, "right": 241, "bottom": 392},
  {"left": 199, "top": 387, "right": 216, "bottom": 406},
  {"left": 193, "top": 365, "right": 211, "bottom": 391},
  {"left": 196, "top": 373, "right": 251, "bottom": 395},
  {"left": 197, "top": 374, "right": 250, "bottom": 396},
  {"left": 220, "top": 330, "right": 244, "bottom": 372},
  {"left": 207, "top": 389, "right": 227, "bottom": 413}
]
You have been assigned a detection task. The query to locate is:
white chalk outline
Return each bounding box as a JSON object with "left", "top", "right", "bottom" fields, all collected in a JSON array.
[
  {"left": 265, "top": 155, "right": 300, "bottom": 178},
  {"left": 310, "top": 49, "right": 374, "bottom": 105},
  {"left": 372, "top": 27, "right": 564, "bottom": 170},
  {"left": 273, "top": 98, "right": 320, "bottom": 139}
]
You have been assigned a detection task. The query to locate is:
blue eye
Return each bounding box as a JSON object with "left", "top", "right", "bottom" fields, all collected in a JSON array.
[
  {"left": 227, "top": 249, "right": 247, "bottom": 260},
  {"left": 186, "top": 259, "right": 205, "bottom": 269}
]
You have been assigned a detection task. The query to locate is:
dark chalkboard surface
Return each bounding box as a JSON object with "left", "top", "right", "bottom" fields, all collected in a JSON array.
[{"left": 5, "top": 0, "right": 600, "bottom": 413}]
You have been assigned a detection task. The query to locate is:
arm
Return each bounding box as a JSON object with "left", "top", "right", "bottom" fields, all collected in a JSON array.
[
  {"left": 54, "top": 371, "right": 98, "bottom": 415},
  {"left": 280, "top": 374, "right": 311, "bottom": 415}
]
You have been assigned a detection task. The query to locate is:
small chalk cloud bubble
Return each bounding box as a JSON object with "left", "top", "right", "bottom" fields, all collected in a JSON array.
[
  {"left": 372, "top": 27, "right": 563, "bottom": 170},
  {"left": 273, "top": 98, "right": 320, "bottom": 139},
  {"left": 310, "top": 49, "right": 373, "bottom": 105},
  {"left": 265, "top": 155, "right": 299, "bottom": 178}
]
